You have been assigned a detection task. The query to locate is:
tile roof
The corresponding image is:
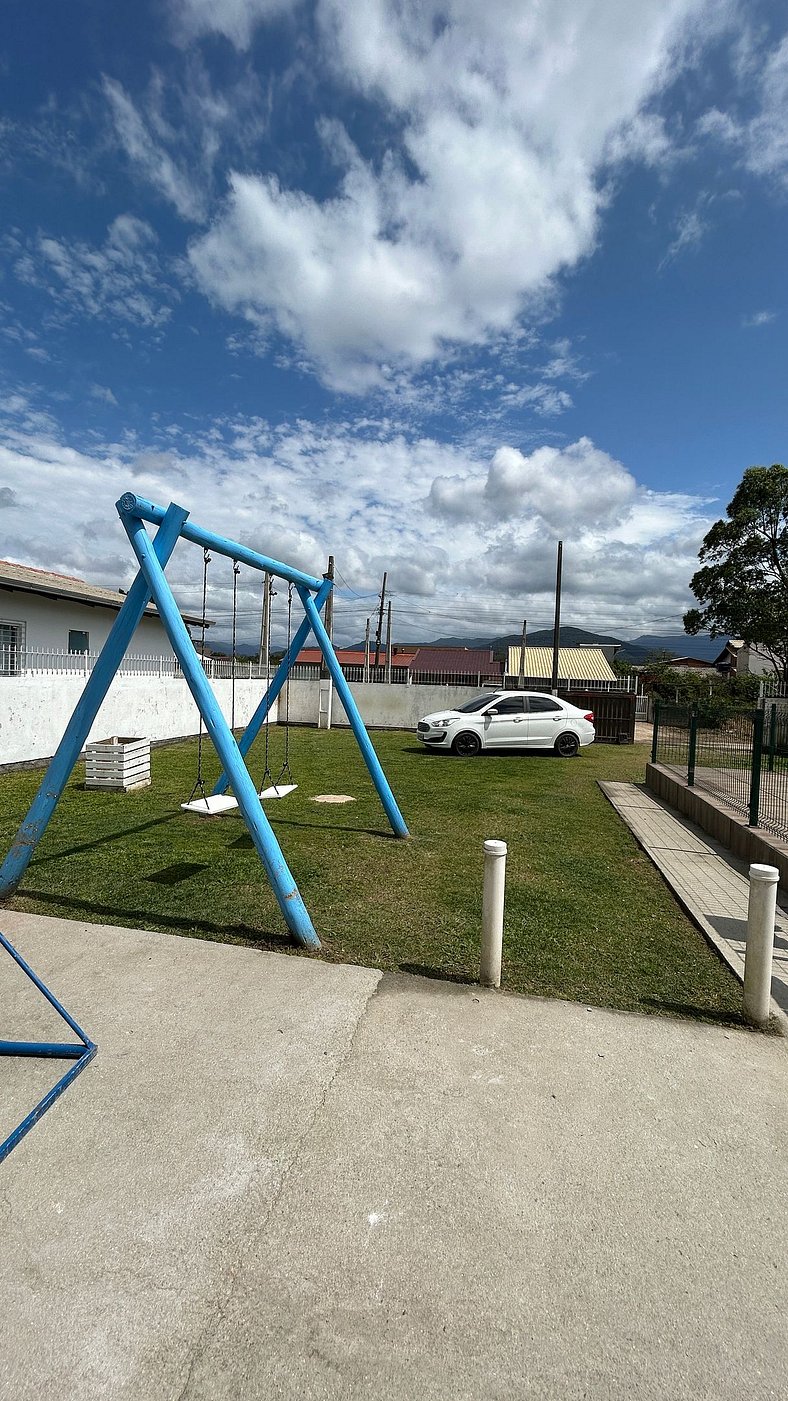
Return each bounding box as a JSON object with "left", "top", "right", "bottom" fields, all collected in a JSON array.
[
  {"left": 295, "top": 648, "right": 419, "bottom": 667},
  {"left": 0, "top": 559, "right": 206, "bottom": 626},
  {"left": 507, "top": 646, "right": 617, "bottom": 683},
  {"left": 409, "top": 647, "right": 501, "bottom": 676}
]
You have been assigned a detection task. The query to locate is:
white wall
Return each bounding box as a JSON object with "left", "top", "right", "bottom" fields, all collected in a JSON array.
[
  {"left": 741, "top": 645, "right": 781, "bottom": 678},
  {"left": 0, "top": 675, "right": 278, "bottom": 767},
  {"left": 286, "top": 678, "right": 490, "bottom": 731},
  {"left": 0, "top": 591, "right": 178, "bottom": 658}
]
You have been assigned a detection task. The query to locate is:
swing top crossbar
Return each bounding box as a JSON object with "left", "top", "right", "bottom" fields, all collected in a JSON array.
[{"left": 117, "top": 493, "right": 325, "bottom": 593}]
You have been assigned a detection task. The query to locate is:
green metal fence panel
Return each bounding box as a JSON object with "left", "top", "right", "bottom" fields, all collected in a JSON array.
[{"left": 651, "top": 698, "right": 788, "bottom": 842}]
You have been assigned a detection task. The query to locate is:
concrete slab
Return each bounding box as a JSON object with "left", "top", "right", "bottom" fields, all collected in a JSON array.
[
  {"left": 2, "top": 915, "right": 788, "bottom": 1400},
  {"left": 0, "top": 911, "right": 381, "bottom": 1401},
  {"left": 166, "top": 977, "right": 788, "bottom": 1401}
]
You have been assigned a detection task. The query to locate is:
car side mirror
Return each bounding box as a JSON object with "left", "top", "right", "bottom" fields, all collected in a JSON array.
[{"left": 487, "top": 708, "right": 499, "bottom": 715}]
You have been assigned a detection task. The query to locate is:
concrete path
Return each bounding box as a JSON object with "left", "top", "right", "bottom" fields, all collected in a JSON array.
[
  {"left": 600, "top": 781, "right": 788, "bottom": 1024},
  {"left": 2, "top": 911, "right": 788, "bottom": 1400}
]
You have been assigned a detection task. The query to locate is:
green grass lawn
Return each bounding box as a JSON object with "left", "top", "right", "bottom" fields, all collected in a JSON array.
[{"left": 0, "top": 729, "right": 745, "bottom": 1024}]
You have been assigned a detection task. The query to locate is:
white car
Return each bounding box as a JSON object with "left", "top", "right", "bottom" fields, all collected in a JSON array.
[{"left": 416, "top": 690, "right": 596, "bottom": 758}]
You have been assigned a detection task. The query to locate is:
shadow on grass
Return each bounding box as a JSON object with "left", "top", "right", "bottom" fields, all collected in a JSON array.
[
  {"left": 402, "top": 746, "right": 572, "bottom": 760},
  {"left": 399, "top": 961, "right": 478, "bottom": 986},
  {"left": 639, "top": 995, "right": 748, "bottom": 1028},
  {"left": 33, "top": 813, "right": 182, "bottom": 865},
  {"left": 229, "top": 820, "right": 397, "bottom": 845},
  {"left": 14, "top": 886, "right": 293, "bottom": 952},
  {"left": 146, "top": 862, "right": 210, "bottom": 885}
]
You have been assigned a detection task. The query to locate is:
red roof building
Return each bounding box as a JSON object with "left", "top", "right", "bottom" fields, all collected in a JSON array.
[{"left": 409, "top": 647, "right": 502, "bottom": 680}]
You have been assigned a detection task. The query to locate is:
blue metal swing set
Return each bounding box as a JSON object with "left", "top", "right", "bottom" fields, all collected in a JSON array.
[{"left": 0, "top": 492, "right": 408, "bottom": 1161}]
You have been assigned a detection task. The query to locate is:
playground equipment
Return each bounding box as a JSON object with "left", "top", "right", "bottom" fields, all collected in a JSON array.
[
  {"left": 0, "top": 494, "right": 409, "bottom": 951},
  {"left": 0, "top": 928, "right": 96, "bottom": 1164}
]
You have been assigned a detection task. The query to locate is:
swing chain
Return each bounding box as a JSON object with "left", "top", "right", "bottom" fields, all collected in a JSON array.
[
  {"left": 231, "top": 560, "right": 241, "bottom": 734},
  {"left": 186, "top": 549, "right": 212, "bottom": 806},
  {"left": 276, "top": 583, "right": 295, "bottom": 789}
]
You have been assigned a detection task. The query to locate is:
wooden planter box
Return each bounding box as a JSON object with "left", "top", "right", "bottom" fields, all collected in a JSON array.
[{"left": 84, "top": 736, "right": 151, "bottom": 791}]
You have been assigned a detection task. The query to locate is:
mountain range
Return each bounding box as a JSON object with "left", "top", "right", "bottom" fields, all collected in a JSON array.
[
  {"left": 219, "top": 626, "right": 725, "bottom": 665},
  {"left": 366, "top": 628, "right": 726, "bottom": 666}
]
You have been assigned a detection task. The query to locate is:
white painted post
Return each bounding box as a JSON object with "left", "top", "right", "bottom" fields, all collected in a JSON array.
[
  {"left": 743, "top": 863, "right": 780, "bottom": 1025},
  {"left": 480, "top": 839, "right": 507, "bottom": 988}
]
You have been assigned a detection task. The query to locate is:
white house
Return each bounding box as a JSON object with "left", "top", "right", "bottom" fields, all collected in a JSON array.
[
  {"left": 714, "top": 639, "right": 781, "bottom": 678},
  {"left": 0, "top": 560, "right": 205, "bottom": 674}
]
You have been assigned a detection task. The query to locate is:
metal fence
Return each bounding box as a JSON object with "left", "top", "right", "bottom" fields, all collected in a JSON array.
[
  {"left": 652, "top": 700, "right": 788, "bottom": 839},
  {"left": 0, "top": 645, "right": 274, "bottom": 681},
  {"left": 2, "top": 643, "right": 640, "bottom": 700}
]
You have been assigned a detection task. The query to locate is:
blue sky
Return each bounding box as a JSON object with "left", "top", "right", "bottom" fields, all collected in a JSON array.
[{"left": 1, "top": 0, "right": 786, "bottom": 647}]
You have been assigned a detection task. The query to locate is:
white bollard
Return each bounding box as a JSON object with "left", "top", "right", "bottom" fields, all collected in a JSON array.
[
  {"left": 743, "top": 863, "right": 780, "bottom": 1026},
  {"left": 480, "top": 839, "right": 507, "bottom": 988}
]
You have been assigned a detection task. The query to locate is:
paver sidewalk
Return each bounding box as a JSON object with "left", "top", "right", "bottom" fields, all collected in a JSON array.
[{"left": 600, "top": 781, "right": 788, "bottom": 1022}]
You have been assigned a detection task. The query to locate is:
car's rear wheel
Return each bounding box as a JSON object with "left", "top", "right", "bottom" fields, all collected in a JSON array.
[
  {"left": 452, "top": 730, "right": 482, "bottom": 757},
  {"left": 554, "top": 730, "right": 580, "bottom": 758}
]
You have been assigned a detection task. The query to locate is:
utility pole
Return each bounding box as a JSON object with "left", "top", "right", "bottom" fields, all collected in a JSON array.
[
  {"left": 364, "top": 618, "right": 371, "bottom": 683},
  {"left": 374, "top": 571, "right": 387, "bottom": 669},
  {"left": 385, "top": 599, "right": 393, "bottom": 683},
  {"left": 550, "top": 541, "right": 563, "bottom": 696},
  {"left": 518, "top": 618, "right": 527, "bottom": 690},
  {"left": 320, "top": 554, "right": 334, "bottom": 681}
]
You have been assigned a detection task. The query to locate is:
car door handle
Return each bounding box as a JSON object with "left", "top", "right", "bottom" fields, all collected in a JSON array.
[{"left": 513, "top": 716, "right": 525, "bottom": 722}]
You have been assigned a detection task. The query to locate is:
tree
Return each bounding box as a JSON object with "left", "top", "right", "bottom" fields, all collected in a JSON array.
[{"left": 684, "top": 464, "right": 788, "bottom": 684}]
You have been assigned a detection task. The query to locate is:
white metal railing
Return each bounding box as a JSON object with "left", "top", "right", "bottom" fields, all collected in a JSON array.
[
  {"left": 0, "top": 646, "right": 275, "bottom": 681},
  {"left": 0, "top": 645, "right": 643, "bottom": 692},
  {"left": 760, "top": 677, "right": 788, "bottom": 699}
]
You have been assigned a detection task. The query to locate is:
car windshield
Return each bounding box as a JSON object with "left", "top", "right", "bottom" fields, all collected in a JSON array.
[{"left": 456, "top": 693, "right": 497, "bottom": 713}]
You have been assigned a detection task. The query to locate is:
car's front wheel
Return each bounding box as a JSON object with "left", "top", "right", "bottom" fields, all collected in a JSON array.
[
  {"left": 554, "top": 730, "right": 580, "bottom": 757},
  {"left": 452, "top": 730, "right": 482, "bottom": 757}
]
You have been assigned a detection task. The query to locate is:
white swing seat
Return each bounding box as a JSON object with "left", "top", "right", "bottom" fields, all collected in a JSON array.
[
  {"left": 180, "top": 794, "right": 239, "bottom": 816},
  {"left": 259, "top": 783, "right": 298, "bottom": 800}
]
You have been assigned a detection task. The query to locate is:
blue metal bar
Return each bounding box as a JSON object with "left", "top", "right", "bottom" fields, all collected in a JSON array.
[
  {"left": 0, "top": 929, "right": 93, "bottom": 1046},
  {"left": 0, "top": 503, "right": 189, "bottom": 898},
  {"left": 0, "top": 1044, "right": 96, "bottom": 1165},
  {"left": 118, "top": 507, "right": 321, "bottom": 950},
  {"left": 0, "top": 927, "right": 97, "bottom": 1164},
  {"left": 119, "top": 493, "right": 324, "bottom": 593},
  {"left": 212, "top": 576, "right": 334, "bottom": 796},
  {"left": 296, "top": 585, "right": 409, "bottom": 839}
]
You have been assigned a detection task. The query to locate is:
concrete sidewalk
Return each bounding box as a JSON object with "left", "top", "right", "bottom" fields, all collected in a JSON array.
[{"left": 2, "top": 911, "right": 788, "bottom": 1400}]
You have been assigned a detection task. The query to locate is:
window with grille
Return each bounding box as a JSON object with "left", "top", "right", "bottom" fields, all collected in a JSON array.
[{"left": 0, "top": 621, "right": 24, "bottom": 675}]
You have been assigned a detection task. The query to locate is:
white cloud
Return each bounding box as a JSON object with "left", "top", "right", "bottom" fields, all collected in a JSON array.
[
  {"left": 102, "top": 62, "right": 270, "bottom": 224},
  {"left": 12, "top": 216, "right": 174, "bottom": 331},
  {"left": 187, "top": 0, "right": 712, "bottom": 389},
  {"left": 0, "top": 396, "right": 715, "bottom": 644},
  {"left": 658, "top": 197, "right": 709, "bottom": 268},
  {"left": 173, "top": 0, "right": 298, "bottom": 49},
  {"left": 698, "top": 32, "right": 788, "bottom": 189},
  {"left": 90, "top": 384, "right": 119, "bottom": 405},
  {"left": 103, "top": 77, "right": 207, "bottom": 222},
  {"left": 742, "top": 309, "right": 777, "bottom": 328}
]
